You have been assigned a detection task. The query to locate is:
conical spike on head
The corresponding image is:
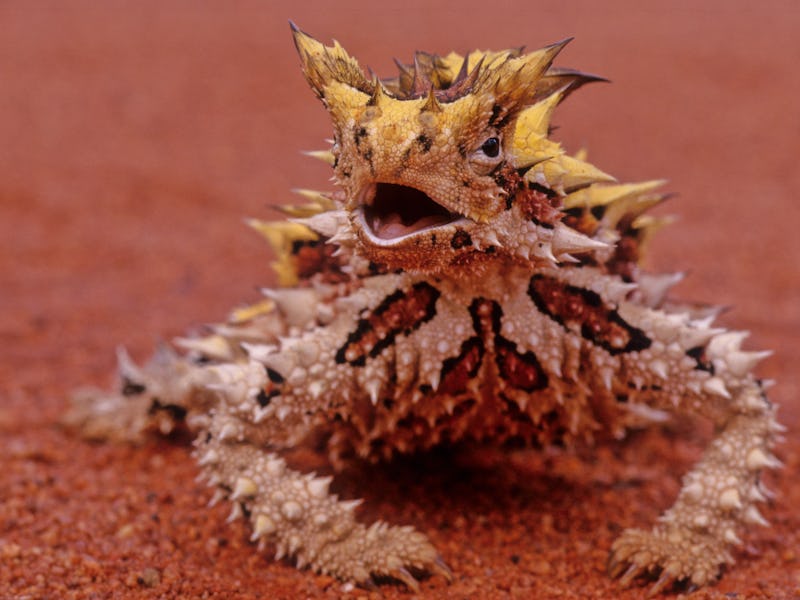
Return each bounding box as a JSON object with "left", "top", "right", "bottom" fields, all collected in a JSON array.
[
  {"left": 551, "top": 222, "right": 610, "bottom": 255},
  {"left": 515, "top": 154, "right": 556, "bottom": 177},
  {"left": 439, "top": 55, "right": 485, "bottom": 102},
  {"left": 535, "top": 67, "right": 608, "bottom": 103},
  {"left": 369, "top": 77, "right": 392, "bottom": 107},
  {"left": 414, "top": 50, "right": 451, "bottom": 89},
  {"left": 476, "top": 37, "right": 573, "bottom": 120},
  {"left": 515, "top": 88, "right": 566, "bottom": 138},
  {"left": 421, "top": 87, "right": 443, "bottom": 113},
  {"left": 290, "top": 22, "right": 371, "bottom": 99},
  {"left": 453, "top": 52, "right": 471, "bottom": 86},
  {"left": 390, "top": 57, "right": 415, "bottom": 95},
  {"left": 631, "top": 215, "right": 676, "bottom": 256},
  {"left": 410, "top": 52, "right": 433, "bottom": 96}
]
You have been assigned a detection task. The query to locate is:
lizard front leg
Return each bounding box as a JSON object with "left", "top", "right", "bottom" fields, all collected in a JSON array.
[
  {"left": 196, "top": 425, "right": 446, "bottom": 590},
  {"left": 186, "top": 279, "right": 450, "bottom": 590},
  {"left": 531, "top": 268, "right": 783, "bottom": 594},
  {"left": 608, "top": 385, "right": 781, "bottom": 594},
  {"left": 602, "top": 303, "right": 783, "bottom": 594}
]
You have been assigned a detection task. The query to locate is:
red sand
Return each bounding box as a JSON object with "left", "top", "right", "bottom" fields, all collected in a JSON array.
[{"left": 2, "top": 2, "right": 799, "bottom": 598}]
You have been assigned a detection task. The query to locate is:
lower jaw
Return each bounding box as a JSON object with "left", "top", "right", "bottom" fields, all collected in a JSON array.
[{"left": 356, "top": 207, "right": 467, "bottom": 248}]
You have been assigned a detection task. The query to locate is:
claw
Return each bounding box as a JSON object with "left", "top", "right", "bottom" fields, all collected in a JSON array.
[
  {"left": 391, "top": 567, "right": 421, "bottom": 593},
  {"left": 433, "top": 555, "right": 454, "bottom": 582},
  {"left": 619, "top": 562, "right": 643, "bottom": 587},
  {"left": 607, "top": 555, "right": 623, "bottom": 579},
  {"left": 607, "top": 548, "right": 635, "bottom": 579},
  {"left": 361, "top": 576, "right": 380, "bottom": 592},
  {"left": 647, "top": 568, "right": 675, "bottom": 597}
]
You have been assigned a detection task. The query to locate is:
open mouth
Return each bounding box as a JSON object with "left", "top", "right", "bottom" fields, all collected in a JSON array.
[{"left": 360, "top": 182, "right": 462, "bottom": 242}]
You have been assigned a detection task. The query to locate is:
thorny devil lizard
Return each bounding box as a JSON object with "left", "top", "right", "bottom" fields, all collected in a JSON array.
[{"left": 64, "top": 24, "right": 785, "bottom": 596}]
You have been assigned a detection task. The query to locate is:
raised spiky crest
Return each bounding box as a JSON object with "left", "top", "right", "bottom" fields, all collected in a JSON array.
[
  {"left": 437, "top": 55, "right": 486, "bottom": 102},
  {"left": 392, "top": 50, "right": 461, "bottom": 97},
  {"left": 470, "top": 38, "right": 572, "bottom": 126},
  {"left": 295, "top": 26, "right": 577, "bottom": 117},
  {"left": 415, "top": 51, "right": 455, "bottom": 92},
  {"left": 291, "top": 22, "right": 371, "bottom": 99}
]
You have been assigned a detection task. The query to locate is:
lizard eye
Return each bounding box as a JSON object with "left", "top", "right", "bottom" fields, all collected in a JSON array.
[
  {"left": 469, "top": 135, "right": 503, "bottom": 175},
  {"left": 480, "top": 137, "right": 500, "bottom": 158}
]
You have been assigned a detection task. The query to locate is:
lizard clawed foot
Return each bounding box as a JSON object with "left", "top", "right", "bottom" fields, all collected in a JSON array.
[
  {"left": 609, "top": 527, "right": 730, "bottom": 596},
  {"left": 311, "top": 521, "right": 451, "bottom": 591}
]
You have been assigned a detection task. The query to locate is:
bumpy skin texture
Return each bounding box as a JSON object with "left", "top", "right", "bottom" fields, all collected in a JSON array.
[{"left": 64, "top": 24, "right": 784, "bottom": 595}]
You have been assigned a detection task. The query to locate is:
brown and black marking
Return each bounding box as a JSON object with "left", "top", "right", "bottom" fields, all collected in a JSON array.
[
  {"left": 493, "top": 163, "right": 525, "bottom": 210},
  {"left": 433, "top": 299, "right": 496, "bottom": 396},
  {"left": 494, "top": 337, "right": 548, "bottom": 392},
  {"left": 516, "top": 180, "right": 562, "bottom": 227},
  {"left": 608, "top": 234, "right": 640, "bottom": 281},
  {"left": 254, "top": 366, "right": 286, "bottom": 408},
  {"left": 353, "top": 125, "right": 376, "bottom": 176},
  {"left": 416, "top": 134, "right": 433, "bottom": 153},
  {"left": 470, "top": 298, "right": 549, "bottom": 393},
  {"left": 438, "top": 337, "right": 483, "bottom": 395},
  {"left": 561, "top": 201, "right": 662, "bottom": 279},
  {"left": 435, "top": 297, "right": 548, "bottom": 398},
  {"left": 336, "top": 281, "right": 440, "bottom": 366},
  {"left": 121, "top": 377, "right": 147, "bottom": 397},
  {"left": 528, "top": 274, "right": 651, "bottom": 355},
  {"left": 450, "top": 229, "right": 473, "bottom": 250},
  {"left": 353, "top": 125, "right": 368, "bottom": 149},
  {"left": 488, "top": 102, "right": 514, "bottom": 130},
  {"left": 493, "top": 164, "right": 562, "bottom": 226},
  {"left": 686, "top": 345, "right": 715, "bottom": 374},
  {"left": 562, "top": 205, "right": 601, "bottom": 238},
  {"left": 291, "top": 238, "right": 349, "bottom": 283}
]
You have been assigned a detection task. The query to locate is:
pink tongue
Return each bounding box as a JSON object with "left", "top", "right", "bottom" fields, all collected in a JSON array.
[
  {"left": 376, "top": 221, "right": 411, "bottom": 239},
  {"left": 373, "top": 212, "right": 406, "bottom": 239},
  {"left": 373, "top": 212, "right": 451, "bottom": 240}
]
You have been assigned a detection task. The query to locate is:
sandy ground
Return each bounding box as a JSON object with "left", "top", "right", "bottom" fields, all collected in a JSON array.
[{"left": 1, "top": 1, "right": 799, "bottom": 598}]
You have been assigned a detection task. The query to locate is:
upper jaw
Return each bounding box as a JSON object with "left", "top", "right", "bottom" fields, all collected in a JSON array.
[{"left": 356, "top": 181, "right": 469, "bottom": 246}]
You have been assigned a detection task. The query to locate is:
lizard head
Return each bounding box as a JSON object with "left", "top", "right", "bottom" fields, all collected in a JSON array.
[{"left": 292, "top": 24, "right": 616, "bottom": 274}]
